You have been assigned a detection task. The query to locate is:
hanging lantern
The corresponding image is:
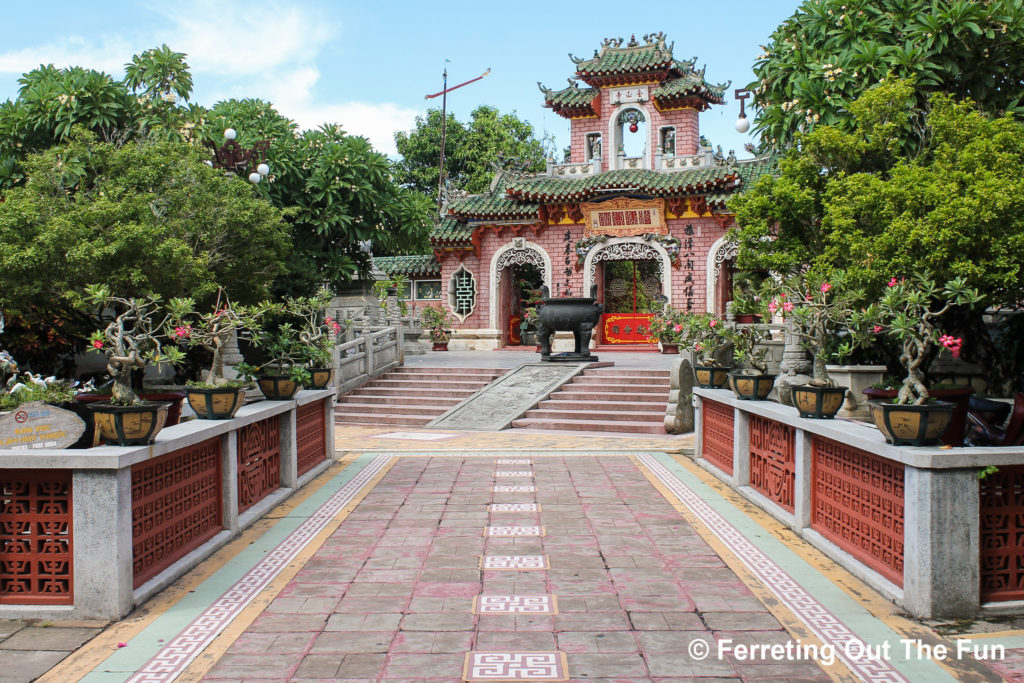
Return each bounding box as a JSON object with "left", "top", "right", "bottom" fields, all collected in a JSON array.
[{"left": 629, "top": 122, "right": 639, "bottom": 133}]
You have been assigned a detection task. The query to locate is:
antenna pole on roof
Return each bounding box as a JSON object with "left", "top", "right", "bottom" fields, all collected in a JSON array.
[{"left": 425, "top": 65, "right": 491, "bottom": 213}]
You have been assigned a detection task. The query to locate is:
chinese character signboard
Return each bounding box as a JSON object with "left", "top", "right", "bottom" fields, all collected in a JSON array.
[{"left": 581, "top": 198, "right": 667, "bottom": 237}]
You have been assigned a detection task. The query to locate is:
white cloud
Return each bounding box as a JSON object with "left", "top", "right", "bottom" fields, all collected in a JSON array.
[
  {"left": 149, "top": 0, "right": 336, "bottom": 76},
  {"left": 0, "top": 35, "right": 133, "bottom": 76}
]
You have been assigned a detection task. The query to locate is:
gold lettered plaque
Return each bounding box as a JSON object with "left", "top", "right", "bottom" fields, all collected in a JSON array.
[
  {"left": 582, "top": 197, "right": 667, "bottom": 237},
  {"left": 0, "top": 401, "right": 86, "bottom": 449}
]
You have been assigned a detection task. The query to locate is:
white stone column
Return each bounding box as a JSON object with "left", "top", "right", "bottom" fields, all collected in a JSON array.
[
  {"left": 903, "top": 467, "right": 980, "bottom": 618},
  {"left": 72, "top": 468, "right": 133, "bottom": 619}
]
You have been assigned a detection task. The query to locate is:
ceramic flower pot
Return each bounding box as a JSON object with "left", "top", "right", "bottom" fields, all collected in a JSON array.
[
  {"left": 693, "top": 366, "right": 731, "bottom": 389},
  {"left": 87, "top": 401, "right": 170, "bottom": 446},
  {"left": 432, "top": 341, "right": 450, "bottom": 351},
  {"left": 255, "top": 375, "right": 301, "bottom": 400},
  {"left": 306, "top": 367, "right": 334, "bottom": 389},
  {"left": 792, "top": 385, "right": 848, "bottom": 419},
  {"left": 186, "top": 386, "right": 247, "bottom": 420},
  {"left": 660, "top": 343, "right": 679, "bottom": 354},
  {"left": 863, "top": 386, "right": 973, "bottom": 445},
  {"left": 728, "top": 373, "right": 777, "bottom": 400},
  {"left": 868, "top": 400, "right": 954, "bottom": 447}
]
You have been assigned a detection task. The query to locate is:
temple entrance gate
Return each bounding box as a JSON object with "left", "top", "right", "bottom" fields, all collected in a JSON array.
[{"left": 489, "top": 239, "right": 550, "bottom": 347}]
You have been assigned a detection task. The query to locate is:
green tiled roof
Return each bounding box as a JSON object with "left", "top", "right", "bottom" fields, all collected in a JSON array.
[
  {"left": 504, "top": 167, "right": 740, "bottom": 202},
  {"left": 538, "top": 82, "right": 599, "bottom": 117},
  {"left": 448, "top": 191, "right": 539, "bottom": 220},
  {"left": 431, "top": 216, "right": 473, "bottom": 246},
  {"left": 652, "top": 73, "right": 728, "bottom": 106},
  {"left": 373, "top": 254, "right": 440, "bottom": 278},
  {"left": 707, "top": 156, "right": 778, "bottom": 207},
  {"left": 574, "top": 35, "right": 675, "bottom": 83}
]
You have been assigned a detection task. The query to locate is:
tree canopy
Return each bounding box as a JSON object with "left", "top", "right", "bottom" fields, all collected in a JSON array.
[
  {"left": 393, "top": 105, "right": 549, "bottom": 198},
  {"left": 729, "top": 79, "right": 1024, "bottom": 391},
  {"left": 751, "top": 0, "right": 1024, "bottom": 151},
  {"left": 203, "top": 99, "right": 433, "bottom": 298}
]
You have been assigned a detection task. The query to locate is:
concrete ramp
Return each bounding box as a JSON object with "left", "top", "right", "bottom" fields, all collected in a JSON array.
[{"left": 426, "top": 362, "right": 598, "bottom": 431}]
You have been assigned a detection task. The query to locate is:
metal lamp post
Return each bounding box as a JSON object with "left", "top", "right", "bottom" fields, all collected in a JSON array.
[
  {"left": 734, "top": 89, "right": 754, "bottom": 133},
  {"left": 206, "top": 128, "right": 271, "bottom": 184}
]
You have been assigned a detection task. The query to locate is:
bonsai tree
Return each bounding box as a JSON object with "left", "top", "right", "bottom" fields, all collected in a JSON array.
[
  {"left": 722, "top": 318, "right": 772, "bottom": 375},
  {"left": 687, "top": 312, "right": 731, "bottom": 366},
  {"left": 766, "top": 270, "right": 874, "bottom": 387},
  {"left": 85, "top": 284, "right": 184, "bottom": 405},
  {"left": 420, "top": 305, "right": 456, "bottom": 345},
  {"left": 287, "top": 288, "right": 347, "bottom": 369},
  {"left": 167, "top": 290, "right": 264, "bottom": 387},
  {"left": 866, "top": 272, "right": 982, "bottom": 405},
  {"left": 373, "top": 275, "right": 410, "bottom": 317}
]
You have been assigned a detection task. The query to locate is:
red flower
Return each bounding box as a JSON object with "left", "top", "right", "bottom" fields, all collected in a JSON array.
[
  {"left": 820, "top": 282, "right": 832, "bottom": 293},
  {"left": 91, "top": 340, "right": 104, "bottom": 349}
]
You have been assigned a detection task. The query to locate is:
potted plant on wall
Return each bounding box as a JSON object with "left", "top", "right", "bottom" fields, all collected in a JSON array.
[
  {"left": 722, "top": 315, "right": 775, "bottom": 400},
  {"left": 421, "top": 305, "right": 456, "bottom": 351},
  {"left": 290, "top": 288, "right": 346, "bottom": 389},
  {"left": 767, "top": 270, "right": 873, "bottom": 418},
  {"left": 167, "top": 291, "right": 263, "bottom": 419},
  {"left": 237, "top": 312, "right": 310, "bottom": 400},
  {"left": 647, "top": 304, "right": 687, "bottom": 354},
  {"left": 84, "top": 284, "right": 185, "bottom": 445},
  {"left": 865, "top": 273, "right": 982, "bottom": 446},
  {"left": 688, "top": 313, "right": 733, "bottom": 387}
]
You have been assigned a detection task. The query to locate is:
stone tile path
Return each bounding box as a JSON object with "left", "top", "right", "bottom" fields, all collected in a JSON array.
[{"left": 203, "top": 455, "right": 828, "bottom": 681}]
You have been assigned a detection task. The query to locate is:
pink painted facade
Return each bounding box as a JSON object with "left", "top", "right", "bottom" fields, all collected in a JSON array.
[{"left": 419, "top": 34, "right": 764, "bottom": 350}]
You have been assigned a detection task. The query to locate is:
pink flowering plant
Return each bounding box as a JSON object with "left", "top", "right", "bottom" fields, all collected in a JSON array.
[
  {"left": 765, "top": 270, "right": 874, "bottom": 387},
  {"left": 289, "top": 289, "right": 348, "bottom": 368},
  {"left": 866, "top": 272, "right": 982, "bottom": 405},
  {"left": 85, "top": 284, "right": 185, "bottom": 405},
  {"left": 647, "top": 304, "right": 689, "bottom": 346},
  {"left": 688, "top": 312, "right": 732, "bottom": 366},
  {"left": 167, "top": 290, "right": 265, "bottom": 387}
]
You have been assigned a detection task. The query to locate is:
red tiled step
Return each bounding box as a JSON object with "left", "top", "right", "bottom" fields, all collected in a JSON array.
[
  {"left": 557, "top": 382, "right": 668, "bottom": 394},
  {"left": 335, "top": 366, "right": 506, "bottom": 428},
  {"left": 523, "top": 408, "right": 665, "bottom": 422},
  {"left": 510, "top": 416, "right": 666, "bottom": 434},
  {"left": 537, "top": 398, "right": 667, "bottom": 412}
]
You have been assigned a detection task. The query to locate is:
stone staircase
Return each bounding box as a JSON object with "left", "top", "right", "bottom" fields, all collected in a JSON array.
[
  {"left": 511, "top": 367, "right": 670, "bottom": 434},
  {"left": 334, "top": 366, "right": 507, "bottom": 428}
]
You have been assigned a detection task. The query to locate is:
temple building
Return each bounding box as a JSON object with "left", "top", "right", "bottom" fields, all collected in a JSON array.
[{"left": 375, "top": 32, "right": 774, "bottom": 350}]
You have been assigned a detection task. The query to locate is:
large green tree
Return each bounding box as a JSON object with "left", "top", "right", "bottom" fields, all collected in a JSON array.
[
  {"left": 393, "top": 105, "right": 549, "bottom": 198},
  {"left": 0, "top": 132, "right": 289, "bottom": 371},
  {"left": 203, "top": 99, "right": 433, "bottom": 298},
  {"left": 730, "top": 80, "right": 1024, "bottom": 392},
  {"left": 751, "top": 0, "right": 1024, "bottom": 151},
  {"left": 0, "top": 44, "right": 200, "bottom": 190}
]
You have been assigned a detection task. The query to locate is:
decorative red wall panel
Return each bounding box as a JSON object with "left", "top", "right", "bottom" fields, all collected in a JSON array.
[
  {"left": 811, "top": 437, "right": 904, "bottom": 587},
  {"left": 237, "top": 417, "right": 281, "bottom": 514},
  {"left": 980, "top": 465, "right": 1024, "bottom": 602},
  {"left": 296, "top": 400, "right": 328, "bottom": 477},
  {"left": 132, "top": 438, "right": 222, "bottom": 589},
  {"left": 702, "top": 400, "right": 734, "bottom": 475},
  {"left": 749, "top": 415, "right": 795, "bottom": 512},
  {"left": 0, "top": 470, "right": 73, "bottom": 604}
]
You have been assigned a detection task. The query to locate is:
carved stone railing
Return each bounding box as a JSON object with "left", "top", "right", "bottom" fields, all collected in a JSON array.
[
  {"left": 659, "top": 152, "right": 715, "bottom": 170},
  {"left": 547, "top": 159, "right": 601, "bottom": 177},
  {"left": 693, "top": 388, "right": 1024, "bottom": 619},
  {"left": 0, "top": 391, "right": 335, "bottom": 619},
  {"left": 617, "top": 155, "right": 645, "bottom": 169},
  {"left": 334, "top": 326, "right": 404, "bottom": 395}
]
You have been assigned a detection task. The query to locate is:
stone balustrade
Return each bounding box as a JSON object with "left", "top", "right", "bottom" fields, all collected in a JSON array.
[
  {"left": 0, "top": 390, "right": 335, "bottom": 619},
  {"left": 694, "top": 387, "right": 1024, "bottom": 619}
]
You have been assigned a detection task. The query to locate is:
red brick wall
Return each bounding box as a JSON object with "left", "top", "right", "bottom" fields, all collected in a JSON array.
[{"left": 441, "top": 214, "right": 728, "bottom": 335}]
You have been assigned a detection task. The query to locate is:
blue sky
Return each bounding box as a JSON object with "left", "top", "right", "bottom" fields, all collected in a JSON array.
[{"left": 0, "top": 1, "right": 797, "bottom": 158}]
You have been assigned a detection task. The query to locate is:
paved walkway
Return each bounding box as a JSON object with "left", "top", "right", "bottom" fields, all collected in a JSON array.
[{"left": 13, "top": 424, "right": 1024, "bottom": 682}]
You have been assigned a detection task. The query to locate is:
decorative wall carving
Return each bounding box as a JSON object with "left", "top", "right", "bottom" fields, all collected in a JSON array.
[
  {"left": 980, "top": 465, "right": 1024, "bottom": 601},
  {"left": 295, "top": 401, "right": 327, "bottom": 477},
  {"left": 0, "top": 470, "right": 73, "bottom": 604},
  {"left": 237, "top": 417, "right": 281, "bottom": 514},
  {"left": 811, "top": 436, "right": 904, "bottom": 587},
  {"left": 494, "top": 248, "right": 546, "bottom": 286},
  {"left": 702, "top": 400, "right": 735, "bottom": 475},
  {"left": 749, "top": 414, "right": 795, "bottom": 512},
  {"left": 581, "top": 197, "right": 667, "bottom": 237},
  {"left": 132, "top": 439, "right": 222, "bottom": 589}
]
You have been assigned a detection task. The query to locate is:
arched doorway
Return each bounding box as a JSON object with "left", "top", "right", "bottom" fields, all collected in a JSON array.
[
  {"left": 706, "top": 238, "right": 738, "bottom": 315},
  {"left": 583, "top": 239, "right": 671, "bottom": 345},
  {"left": 490, "top": 239, "right": 550, "bottom": 346}
]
